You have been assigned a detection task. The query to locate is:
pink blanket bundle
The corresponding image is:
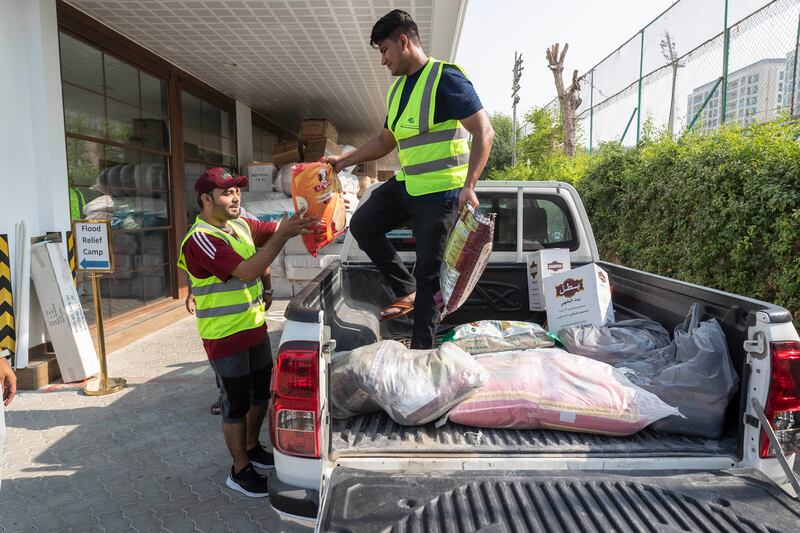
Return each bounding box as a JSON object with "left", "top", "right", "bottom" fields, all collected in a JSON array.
[{"left": 445, "top": 348, "right": 679, "bottom": 436}]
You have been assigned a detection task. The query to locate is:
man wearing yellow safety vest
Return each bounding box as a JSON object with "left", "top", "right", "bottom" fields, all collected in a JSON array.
[
  {"left": 178, "top": 167, "right": 319, "bottom": 498},
  {"left": 323, "top": 9, "right": 494, "bottom": 349}
]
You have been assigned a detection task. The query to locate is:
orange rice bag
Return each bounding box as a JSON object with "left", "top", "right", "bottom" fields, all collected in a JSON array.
[{"left": 291, "top": 162, "right": 347, "bottom": 256}]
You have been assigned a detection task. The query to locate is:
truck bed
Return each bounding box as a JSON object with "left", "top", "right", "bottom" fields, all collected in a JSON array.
[
  {"left": 330, "top": 412, "right": 737, "bottom": 458},
  {"left": 286, "top": 260, "right": 793, "bottom": 461}
]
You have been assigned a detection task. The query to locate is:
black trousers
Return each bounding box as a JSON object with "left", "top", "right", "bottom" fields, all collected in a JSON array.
[{"left": 350, "top": 178, "right": 459, "bottom": 349}]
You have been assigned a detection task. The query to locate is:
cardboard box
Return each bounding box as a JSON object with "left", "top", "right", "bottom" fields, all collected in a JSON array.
[
  {"left": 542, "top": 263, "right": 614, "bottom": 334},
  {"left": 246, "top": 162, "right": 275, "bottom": 192},
  {"left": 378, "top": 170, "right": 395, "bottom": 182},
  {"left": 354, "top": 161, "right": 378, "bottom": 178},
  {"left": 29, "top": 243, "right": 100, "bottom": 383},
  {"left": 526, "top": 248, "right": 571, "bottom": 311},
  {"left": 273, "top": 140, "right": 303, "bottom": 169},
  {"left": 300, "top": 118, "right": 338, "bottom": 143},
  {"left": 303, "top": 137, "right": 342, "bottom": 162}
]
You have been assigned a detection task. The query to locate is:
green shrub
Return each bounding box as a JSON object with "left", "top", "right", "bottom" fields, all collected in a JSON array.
[
  {"left": 489, "top": 150, "right": 591, "bottom": 186},
  {"left": 579, "top": 121, "right": 800, "bottom": 326}
]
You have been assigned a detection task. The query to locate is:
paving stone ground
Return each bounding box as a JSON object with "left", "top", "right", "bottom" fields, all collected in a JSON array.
[{"left": 0, "top": 301, "right": 308, "bottom": 532}]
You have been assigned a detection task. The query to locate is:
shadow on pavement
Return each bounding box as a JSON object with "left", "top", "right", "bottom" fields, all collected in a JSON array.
[{"left": 0, "top": 330, "right": 306, "bottom": 533}]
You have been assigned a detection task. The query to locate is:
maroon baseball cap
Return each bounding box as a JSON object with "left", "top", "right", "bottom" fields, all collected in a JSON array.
[{"left": 194, "top": 167, "right": 248, "bottom": 196}]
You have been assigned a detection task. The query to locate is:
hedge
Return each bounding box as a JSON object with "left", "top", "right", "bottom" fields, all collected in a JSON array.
[
  {"left": 577, "top": 121, "right": 800, "bottom": 326},
  {"left": 492, "top": 120, "right": 799, "bottom": 325}
]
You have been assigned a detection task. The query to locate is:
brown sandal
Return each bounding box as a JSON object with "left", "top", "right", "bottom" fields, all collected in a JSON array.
[{"left": 380, "top": 300, "right": 415, "bottom": 321}]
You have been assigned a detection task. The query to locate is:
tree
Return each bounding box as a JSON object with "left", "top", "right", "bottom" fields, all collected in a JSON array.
[
  {"left": 546, "top": 43, "right": 582, "bottom": 157},
  {"left": 516, "top": 106, "right": 562, "bottom": 164},
  {"left": 484, "top": 112, "right": 513, "bottom": 174}
]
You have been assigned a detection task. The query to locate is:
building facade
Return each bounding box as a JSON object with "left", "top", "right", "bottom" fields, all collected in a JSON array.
[
  {"left": 686, "top": 57, "right": 791, "bottom": 133},
  {"left": 0, "top": 0, "right": 466, "bottom": 369}
]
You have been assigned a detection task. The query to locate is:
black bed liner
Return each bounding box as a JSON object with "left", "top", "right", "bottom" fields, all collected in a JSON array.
[{"left": 330, "top": 412, "right": 737, "bottom": 457}]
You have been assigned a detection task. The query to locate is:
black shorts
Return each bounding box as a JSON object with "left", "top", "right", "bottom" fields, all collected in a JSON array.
[{"left": 208, "top": 337, "right": 272, "bottom": 424}]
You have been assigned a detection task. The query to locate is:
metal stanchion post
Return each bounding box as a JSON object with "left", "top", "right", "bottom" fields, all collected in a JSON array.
[
  {"left": 73, "top": 219, "right": 126, "bottom": 396},
  {"left": 84, "top": 272, "right": 126, "bottom": 395}
]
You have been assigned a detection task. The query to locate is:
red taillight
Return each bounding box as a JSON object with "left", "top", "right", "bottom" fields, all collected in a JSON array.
[
  {"left": 760, "top": 341, "right": 800, "bottom": 458},
  {"left": 270, "top": 341, "right": 320, "bottom": 458}
]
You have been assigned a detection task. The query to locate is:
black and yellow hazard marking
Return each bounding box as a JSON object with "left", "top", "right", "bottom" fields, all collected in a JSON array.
[
  {"left": 67, "top": 230, "right": 76, "bottom": 286},
  {"left": 0, "top": 233, "right": 15, "bottom": 357}
]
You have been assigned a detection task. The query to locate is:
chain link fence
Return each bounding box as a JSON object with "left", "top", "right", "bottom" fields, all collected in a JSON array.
[{"left": 537, "top": 0, "right": 800, "bottom": 152}]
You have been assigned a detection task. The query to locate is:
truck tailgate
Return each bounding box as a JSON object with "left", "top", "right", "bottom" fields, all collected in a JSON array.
[{"left": 319, "top": 468, "right": 800, "bottom": 532}]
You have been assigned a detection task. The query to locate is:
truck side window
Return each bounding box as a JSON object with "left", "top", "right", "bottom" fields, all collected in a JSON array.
[
  {"left": 522, "top": 195, "right": 577, "bottom": 251},
  {"left": 476, "top": 192, "right": 516, "bottom": 251}
]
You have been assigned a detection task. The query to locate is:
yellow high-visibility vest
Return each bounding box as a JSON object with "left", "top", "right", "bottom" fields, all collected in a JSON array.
[
  {"left": 387, "top": 58, "right": 470, "bottom": 196},
  {"left": 177, "top": 216, "right": 264, "bottom": 339}
]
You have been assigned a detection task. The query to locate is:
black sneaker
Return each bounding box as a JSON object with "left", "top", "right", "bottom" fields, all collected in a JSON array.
[
  {"left": 225, "top": 464, "right": 269, "bottom": 498},
  {"left": 247, "top": 443, "right": 275, "bottom": 469}
]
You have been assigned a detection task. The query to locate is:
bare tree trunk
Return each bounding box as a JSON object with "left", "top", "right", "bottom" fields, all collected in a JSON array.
[{"left": 546, "top": 43, "right": 582, "bottom": 157}]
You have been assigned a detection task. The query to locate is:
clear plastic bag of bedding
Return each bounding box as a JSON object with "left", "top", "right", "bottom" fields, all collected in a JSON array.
[
  {"left": 443, "top": 348, "right": 681, "bottom": 436},
  {"left": 558, "top": 319, "right": 671, "bottom": 365},
  {"left": 436, "top": 206, "right": 496, "bottom": 317},
  {"left": 330, "top": 340, "right": 488, "bottom": 426},
  {"left": 442, "top": 320, "right": 554, "bottom": 355}
]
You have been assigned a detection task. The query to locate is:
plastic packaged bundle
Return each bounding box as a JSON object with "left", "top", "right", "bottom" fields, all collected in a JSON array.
[
  {"left": 444, "top": 348, "right": 680, "bottom": 435},
  {"left": 436, "top": 206, "right": 496, "bottom": 317},
  {"left": 442, "top": 320, "right": 554, "bottom": 355},
  {"left": 291, "top": 162, "right": 347, "bottom": 257},
  {"left": 273, "top": 163, "right": 297, "bottom": 194},
  {"left": 240, "top": 197, "right": 296, "bottom": 222},
  {"left": 614, "top": 304, "right": 739, "bottom": 438},
  {"left": 558, "top": 319, "right": 671, "bottom": 364},
  {"left": 330, "top": 340, "right": 488, "bottom": 426}
]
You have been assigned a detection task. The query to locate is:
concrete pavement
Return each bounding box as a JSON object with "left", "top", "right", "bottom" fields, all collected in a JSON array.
[{"left": 0, "top": 301, "right": 307, "bottom": 532}]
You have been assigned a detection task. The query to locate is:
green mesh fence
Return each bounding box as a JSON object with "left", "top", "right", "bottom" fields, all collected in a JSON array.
[{"left": 535, "top": 0, "right": 800, "bottom": 152}]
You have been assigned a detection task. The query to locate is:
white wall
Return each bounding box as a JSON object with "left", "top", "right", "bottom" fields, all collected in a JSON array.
[{"left": 0, "top": 0, "right": 69, "bottom": 361}]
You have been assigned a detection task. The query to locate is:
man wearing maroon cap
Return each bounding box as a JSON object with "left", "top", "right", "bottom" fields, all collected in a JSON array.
[{"left": 178, "top": 167, "right": 318, "bottom": 498}]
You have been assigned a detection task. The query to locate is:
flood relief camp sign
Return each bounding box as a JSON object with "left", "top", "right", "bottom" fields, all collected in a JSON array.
[{"left": 73, "top": 221, "right": 114, "bottom": 272}]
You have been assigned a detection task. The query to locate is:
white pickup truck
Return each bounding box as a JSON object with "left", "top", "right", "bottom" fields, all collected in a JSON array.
[{"left": 268, "top": 181, "right": 800, "bottom": 531}]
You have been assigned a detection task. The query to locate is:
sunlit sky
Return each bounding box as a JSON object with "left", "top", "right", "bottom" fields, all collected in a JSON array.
[{"left": 455, "top": 0, "right": 678, "bottom": 116}]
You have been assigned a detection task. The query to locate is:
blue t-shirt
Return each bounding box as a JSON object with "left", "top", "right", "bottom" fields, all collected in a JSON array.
[{"left": 385, "top": 63, "right": 483, "bottom": 202}]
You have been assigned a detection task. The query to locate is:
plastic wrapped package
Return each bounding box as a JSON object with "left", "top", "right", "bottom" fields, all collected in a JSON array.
[
  {"left": 442, "top": 320, "right": 554, "bottom": 355},
  {"left": 339, "top": 145, "right": 357, "bottom": 173},
  {"left": 284, "top": 254, "right": 340, "bottom": 280},
  {"left": 273, "top": 163, "right": 297, "bottom": 194},
  {"left": 558, "top": 319, "right": 671, "bottom": 364},
  {"left": 240, "top": 191, "right": 289, "bottom": 203},
  {"left": 342, "top": 191, "right": 359, "bottom": 227},
  {"left": 614, "top": 304, "right": 739, "bottom": 438},
  {"left": 240, "top": 197, "right": 295, "bottom": 222},
  {"left": 330, "top": 340, "right": 488, "bottom": 426},
  {"left": 444, "top": 348, "right": 681, "bottom": 435},
  {"left": 436, "top": 206, "right": 496, "bottom": 317},
  {"left": 291, "top": 163, "right": 347, "bottom": 256},
  {"left": 338, "top": 169, "right": 360, "bottom": 195},
  {"left": 83, "top": 196, "right": 168, "bottom": 228}
]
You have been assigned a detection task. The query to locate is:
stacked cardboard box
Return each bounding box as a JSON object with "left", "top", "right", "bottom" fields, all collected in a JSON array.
[
  {"left": 245, "top": 163, "right": 276, "bottom": 192},
  {"left": 303, "top": 137, "right": 342, "bottom": 162},
  {"left": 273, "top": 140, "right": 303, "bottom": 169},
  {"left": 300, "top": 119, "right": 338, "bottom": 143},
  {"left": 354, "top": 161, "right": 377, "bottom": 178}
]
